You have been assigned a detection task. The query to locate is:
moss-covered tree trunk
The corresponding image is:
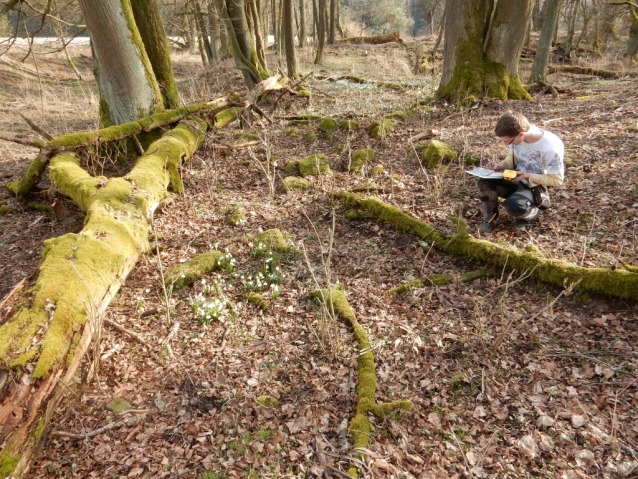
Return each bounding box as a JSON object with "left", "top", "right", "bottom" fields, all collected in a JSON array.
[
  {"left": 437, "top": 0, "right": 533, "bottom": 102},
  {"left": 0, "top": 118, "right": 208, "bottom": 479},
  {"left": 626, "top": 6, "right": 638, "bottom": 57},
  {"left": 78, "top": 0, "right": 165, "bottom": 126}
]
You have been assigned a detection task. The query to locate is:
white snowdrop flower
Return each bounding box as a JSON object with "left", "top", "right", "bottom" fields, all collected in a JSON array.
[{"left": 145, "top": 288, "right": 150, "bottom": 293}]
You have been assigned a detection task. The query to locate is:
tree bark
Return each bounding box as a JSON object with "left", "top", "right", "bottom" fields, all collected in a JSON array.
[
  {"left": 564, "top": 0, "right": 581, "bottom": 58},
  {"left": 314, "top": 0, "right": 326, "bottom": 63},
  {"left": 194, "top": 0, "right": 214, "bottom": 63},
  {"left": 530, "top": 0, "right": 563, "bottom": 82},
  {"left": 438, "top": 0, "right": 532, "bottom": 102},
  {"left": 283, "top": 0, "right": 298, "bottom": 77},
  {"left": 328, "top": 0, "right": 335, "bottom": 44},
  {"left": 626, "top": 6, "right": 638, "bottom": 57},
  {"left": 78, "top": 0, "right": 164, "bottom": 126},
  {"left": 248, "top": 0, "right": 268, "bottom": 70},
  {"left": 298, "top": 0, "right": 306, "bottom": 47}
]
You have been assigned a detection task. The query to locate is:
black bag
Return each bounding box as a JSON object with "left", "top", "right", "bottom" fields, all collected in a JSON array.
[{"left": 531, "top": 185, "right": 550, "bottom": 210}]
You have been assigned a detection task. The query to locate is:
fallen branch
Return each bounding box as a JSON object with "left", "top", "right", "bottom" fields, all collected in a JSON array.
[
  {"left": 335, "top": 192, "right": 638, "bottom": 302},
  {"left": 104, "top": 318, "right": 151, "bottom": 348},
  {"left": 19, "top": 114, "right": 54, "bottom": 140},
  {"left": 315, "top": 74, "right": 405, "bottom": 91},
  {"left": 0, "top": 132, "right": 43, "bottom": 148},
  {"left": 338, "top": 31, "right": 404, "bottom": 45},
  {"left": 310, "top": 289, "right": 412, "bottom": 478},
  {"left": 387, "top": 270, "right": 497, "bottom": 295},
  {"left": 51, "top": 413, "right": 144, "bottom": 439},
  {"left": 547, "top": 65, "right": 635, "bottom": 79}
]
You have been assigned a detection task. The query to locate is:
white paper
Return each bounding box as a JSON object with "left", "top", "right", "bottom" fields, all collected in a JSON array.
[{"left": 465, "top": 167, "right": 504, "bottom": 179}]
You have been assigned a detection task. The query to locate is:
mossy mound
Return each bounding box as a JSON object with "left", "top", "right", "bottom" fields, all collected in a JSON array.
[
  {"left": 367, "top": 119, "right": 395, "bottom": 139},
  {"left": 165, "top": 251, "right": 224, "bottom": 289},
  {"left": 253, "top": 228, "right": 292, "bottom": 253},
  {"left": 242, "top": 292, "right": 271, "bottom": 312},
  {"left": 338, "top": 119, "right": 360, "bottom": 132},
  {"left": 318, "top": 117, "right": 338, "bottom": 140},
  {"left": 421, "top": 139, "right": 458, "bottom": 168},
  {"left": 284, "top": 128, "right": 298, "bottom": 137},
  {"left": 234, "top": 132, "right": 260, "bottom": 141},
  {"left": 299, "top": 154, "right": 332, "bottom": 177},
  {"left": 304, "top": 132, "right": 317, "bottom": 143},
  {"left": 30, "top": 203, "right": 53, "bottom": 212},
  {"left": 372, "top": 165, "right": 384, "bottom": 176},
  {"left": 255, "top": 395, "right": 280, "bottom": 408},
  {"left": 214, "top": 107, "right": 242, "bottom": 128},
  {"left": 564, "top": 157, "right": 575, "bottom": 167},
  {"left": 0, "top": 205, "right": 12, "bottom": 216},
  {"left": 296, "top": 86, "right": 311, "bottom": 98},
  {"left": 350, "top": 148, "right": 375, "bottom": 173},
  {"left": 283, "top": 176, "right": 311, "bottom": 192},
  {"left": 386, "top": 111, "right": 407, "bottom": 121},
  {"left": 223, "top": 204, "right": 247, "bottom": 226},
  {"left": 284, "top": 160, "right": 300, "bottom": 175}
]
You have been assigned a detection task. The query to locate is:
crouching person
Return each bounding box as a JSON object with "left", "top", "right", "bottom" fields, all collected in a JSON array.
[{"left": 478, "top": 111, "right": 565, "bottom": 234}]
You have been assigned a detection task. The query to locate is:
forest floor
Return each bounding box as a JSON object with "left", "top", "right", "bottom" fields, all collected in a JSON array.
[{"left": 1, "top": 38, "right": 638, "bottom": 479}]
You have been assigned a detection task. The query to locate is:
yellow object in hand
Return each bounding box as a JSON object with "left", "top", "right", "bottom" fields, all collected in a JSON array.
[{"left": 503, "top": 170, "right": 517, "bottom": 181}]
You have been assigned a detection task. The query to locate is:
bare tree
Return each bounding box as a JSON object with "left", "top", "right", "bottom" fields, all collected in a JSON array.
[{"left": 529, "top": 0, "right": 563, "bottom": 82}]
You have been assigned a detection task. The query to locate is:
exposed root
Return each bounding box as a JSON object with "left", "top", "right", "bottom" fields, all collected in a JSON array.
[
  {"left": 335, "top": 191, "right": 638, "bottom": 302},
  {"left": 310, "top": 289, "right": 412, "bottom": 478}
]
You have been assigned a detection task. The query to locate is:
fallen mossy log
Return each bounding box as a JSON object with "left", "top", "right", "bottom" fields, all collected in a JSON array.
[
  {"left": 310, "top": 289, "right": 412, "bottom": 478},
  {"left": 0, "top": 117, "right": 208, "bottom": 478},
  {"left": 338, "top": 31, "right": 405, "bottom": 45},
  {"left": 335, "top": 192, "right": 638, "bottom": 302},
  {"left": 387, "top": 270, "right": 498, "bottom": 295},
  {"left": 6, "top": 96, "right": 238, "bottom": 198},
  {"left": 546, "top": 65, "right": 636, "bottom": 79},
  {"left": 315, "top": 74, "right": 405, "bottom": 91}
]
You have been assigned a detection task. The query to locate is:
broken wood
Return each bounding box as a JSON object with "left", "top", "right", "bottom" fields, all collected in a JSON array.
[
  {"left": 0, "top": 117, "right": 209, "bottom": 478},
  {"left": 339, "top": 31, "right": 404, "bottom": 45}
]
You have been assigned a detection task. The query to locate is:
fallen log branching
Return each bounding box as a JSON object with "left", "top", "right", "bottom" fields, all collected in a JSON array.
[
  {"left": 0, "top": 116, "right": 209, "bottom": 478},
  {"left": 335, "top": 192, "right": 638, "bottom": 302},
  {"left": 6, "top": 96, "right": 239, "bottom": 198},
  {"left": 387, "top": 270, "right": 498, "bottom": 295},
  {"left": 310, "top": 289, "right": 412, "bottom": 478}
]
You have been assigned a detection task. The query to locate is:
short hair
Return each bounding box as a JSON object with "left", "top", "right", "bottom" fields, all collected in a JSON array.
[{"left": 494, "top": 111, "right": 531, "bottom": 137}]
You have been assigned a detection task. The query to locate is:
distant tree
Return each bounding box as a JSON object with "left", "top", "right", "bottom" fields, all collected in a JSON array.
[
  {"left": 283, "top": 0, "right": 298, "bottom": 76},
  {"left": 529, "top": 0, "right": 563, "bottom": 82},
  {"left": 343, "top": 0, "right": 412, "bottom": 35},
  {"left": 314, "top": 0, "right": 326, "bottom": 63},
  {"left": 438, "top": 0, "right": 533, "bottom": 102}
]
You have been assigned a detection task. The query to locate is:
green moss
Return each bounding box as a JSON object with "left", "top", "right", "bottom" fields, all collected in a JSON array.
[
  {"left": 388, "top": 270, "right": 497, "bottom": 294},
  {"left": 234, "top": 132, "right": 260, "bottom": 140},
  {"left": 291, "top": 119, "right": 310, "bottom": 125},
  {"left": 367, "top": 119, "right": 395, "bottom": 139},
  {"left": 6, "top": 154, "right": 48, "bottom": 198},
  {"left": 299, "top": 154, "right": 332, "bottom": 177},
  {"left": 0, "top": 205, "right": 12, "bottom": 215},
  {"left": 421, "top": 140, "right": 458, "bottom": 168},
  {"left": 255, "top": 395, "right": 280, "bottom": 408},
  {"left": 243, "top": 292, "right": 271, "bottom": 311},
  {"left": 283, "top": 128, "right": 298, "bottom": 137},
  {"left": 296, "top": 86, "right": 311, "bottom": 98},
  {"left": 338, "top": 120, "right": 360, "bottom": 132},
  {"left": 386, "top": 111, "right": 406, "bottom": 121},
  {"left": 337, "top": 192, "right": 638, "bottom": 302},
  {"left": 349, "top": 148, "right": 375, "bottom": 173},
  {"left": 371, "top": 165, "right": 384, "bottom": 176},
  {"left": 283, "top": 176, "right": 311, "bottom": 192},
  {"left": 564, "top": 157, "right": 575, "bottom": 167},
  {"left": 304, "top": 131, "right": 317, "bottom": 143},
  {"left": 106, "top": 397, "right": 132, "bottom": 413},
  {"left": 165, "top": 251, "right": 224, "bottom": 289},
  {"left": 0, "top": 450, "right": 19, "bottom": 477},
  {"left": 253, "top": 229, "right": 291, "bottom": 253},
  {"left": 318, "top": 117, "right": 338, "bottom": 140},
  {"left": 284, "top": 160, "right": 300, "bottom": 175},
  {"left": 29, "top": 203, "right": 53, "bottom": 212},
  {"left": 223, "top": 204, "right": 247, "bottom": 226},
  {"left": 214, "top": 107, "right": 242, "bottom": 128}
]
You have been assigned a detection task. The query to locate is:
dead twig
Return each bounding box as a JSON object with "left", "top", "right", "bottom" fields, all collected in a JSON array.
[{"left": 51, "top": 414, "right": 144, "bottom": 439}]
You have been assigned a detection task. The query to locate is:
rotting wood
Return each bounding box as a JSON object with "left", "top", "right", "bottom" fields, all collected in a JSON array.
[
  {"left": 310, "top": 289, "right": 412, "bottom": 478},
  {"left": 0, "top": 117, "right": 208, "bottom": 479},
  {"left": 6, "top": 96, "right": 238, "bottom": 199},
  {"left": 387, "top": 270, "right": 498, "bottom": 295},
  {"left": 338, "top": 31, "right": 404, "bottom": 45},
  {"left": 335, "top": 192, "right": 638, "bottom": 302}
]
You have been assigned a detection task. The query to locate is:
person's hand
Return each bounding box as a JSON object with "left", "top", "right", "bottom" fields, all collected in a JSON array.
[
  {"left": 512, "top": 171, "right": 530, "bottom": 182},
  {"left": 486, "top": 161, "right": 502, "bottom": 171}
]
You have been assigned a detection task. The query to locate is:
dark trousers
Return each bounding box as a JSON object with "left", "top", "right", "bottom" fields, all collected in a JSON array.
[{"left": 478, "top": 179, "right": 538, "bottom": 223}]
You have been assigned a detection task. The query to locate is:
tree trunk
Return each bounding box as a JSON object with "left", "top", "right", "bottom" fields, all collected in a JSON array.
[
  {"left": 78, "top": 0, "right": 164, "bottom": 126},
  {"left": 438, "top": 0, "right": 532, "bottom": 102},
  {"left": 564, "top": 0, "right": 580, "bottom": 58},
  {"left": 194, "top": 0, "right": 214, "bottom": 62},
  {"left": 218, "top": 0, "right": 269, "bottom": 89},
  {"left": 299, "top": 0, "right": 306, "bottom": 47},
  {"left": 208, "top": 0, "right": 221, "bottom": 61},
  {"left": 328, "top": 0, "right": 335, "bottom": 44},
  {"left": 529, "top": 0, "right": 562, "bottom": 82},
  {"left": 626, "top": 6, "right": 638, "bottom": 57},
  {"left": 249, "top": 0, "right": 268, "bottom": 71},
  {"left": 532, "top": 0, "right": 541, "bottom": 31},
  {"left": 311, "top": 0, "right": 318, "bottom": 41},
  {"left": 314, "top": 0, "right": 326, "bottom": 63},
  {"left": 283, "top": 0, "right": 298, "bottom": 77}
]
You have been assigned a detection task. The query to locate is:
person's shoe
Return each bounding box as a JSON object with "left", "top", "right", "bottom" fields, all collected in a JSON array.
[{"left": 478, "top": 221, "right": 495, "bottom": 234}]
